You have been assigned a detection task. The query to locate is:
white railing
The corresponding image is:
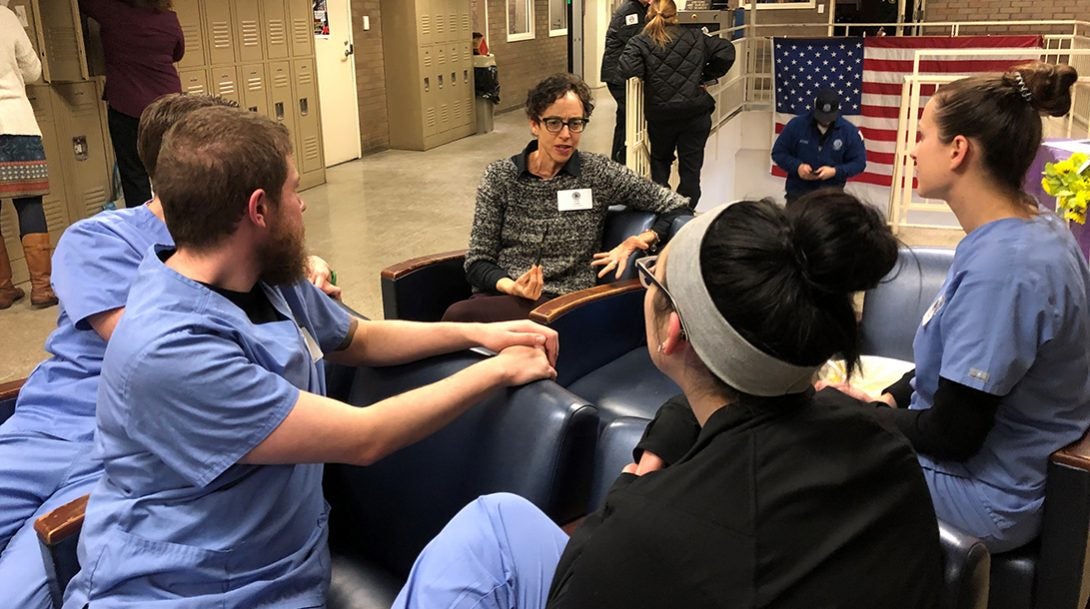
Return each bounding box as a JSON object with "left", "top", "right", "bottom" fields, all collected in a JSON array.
[
  {"left": 887, "top": 47, "right": 1090, "bottom": 233},
  {"left": 623, "top": 17, "right": 1090, "bottom": 206}
]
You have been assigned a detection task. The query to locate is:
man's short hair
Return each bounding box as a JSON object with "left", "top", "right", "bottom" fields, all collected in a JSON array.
[
  {"left": 138, "top": 93, "right": 240, "bottom": 179},
  {"left": 154, "top": 106, "right": 293, "bottom": 250}
]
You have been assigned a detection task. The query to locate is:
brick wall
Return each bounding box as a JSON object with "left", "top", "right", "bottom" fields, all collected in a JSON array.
[
  {"left": 485, "top": 0, "right": 569, "bottom": 113},
  {"left": 920, "top": 1, "right": 1080, "bottom": 35},
  {"left": 351, "top": 0, "right": 390, "bottom": 153}
]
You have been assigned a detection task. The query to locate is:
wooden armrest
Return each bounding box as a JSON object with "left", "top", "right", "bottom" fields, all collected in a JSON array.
[
  {"left": 1052, "top": 428, "right": 1090, "bottom": 470},
  {"left": 34, "top": 494, "right": 88, "bottom": 546},
  {"left": 530, "top": 279, "right": 643, "bottom": 325},
  {"left": 380, "top": 250, "right": 468, "bottom": 281},
  {"left": 0, "top": 378, "right": 25, "bottom": 403}
]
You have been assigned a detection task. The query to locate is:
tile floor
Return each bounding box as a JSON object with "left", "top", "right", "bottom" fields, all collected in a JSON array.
[{"left": 0, "top": 90, "right": 962, "bottom": 383}]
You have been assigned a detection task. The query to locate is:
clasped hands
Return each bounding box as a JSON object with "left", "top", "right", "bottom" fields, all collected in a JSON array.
[{"left": 797, "top": 163, "right": 837, "bottom": 181}]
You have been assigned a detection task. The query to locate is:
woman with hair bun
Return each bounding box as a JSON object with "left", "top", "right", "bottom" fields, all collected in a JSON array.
[
  {"left": 390, "top": 194, "right": 942, "bottom": 609},
  {"left": 618, "top": 0, "right": 734, "bottom": 208},
  {"left": 824, "top": 62, "right": 1090, "bottom": 552}
]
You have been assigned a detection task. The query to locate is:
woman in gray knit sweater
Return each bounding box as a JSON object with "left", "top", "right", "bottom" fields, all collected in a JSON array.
[{"left": 443, "top": 73, "right": 691, "bottom": 323}]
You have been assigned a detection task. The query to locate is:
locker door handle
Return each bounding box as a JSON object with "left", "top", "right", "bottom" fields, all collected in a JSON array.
[
  {"left": 275, "top": 102, "right": 285, "bottom": 121},
  {"left": 344, "top": 43, "right": 354, "bottom": 57},
  {"left": 299, "top": 97, "right": 309, "bottom": 116}
]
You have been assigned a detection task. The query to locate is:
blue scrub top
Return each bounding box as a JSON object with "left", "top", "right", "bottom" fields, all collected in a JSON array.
[
  {"left": 63, "top": 248, "right": 353, "bottom": 609},
  {"left": 8, "top": 205, "right": 170, "bottom": 441},
  {"left": 911, "top": 212, "right": 1090, "bottom": 544}
]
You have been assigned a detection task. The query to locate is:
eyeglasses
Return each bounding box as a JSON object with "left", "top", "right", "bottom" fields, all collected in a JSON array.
[
  {"left": 635, "top": 255, "right": 688, "bottom": 337},
  {"left": 539, "top": 116, "right": 590, "bottom": 134}
]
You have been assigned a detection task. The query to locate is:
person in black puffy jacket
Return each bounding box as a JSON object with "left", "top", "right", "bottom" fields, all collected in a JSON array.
[
  {"left": 601, "top": 0, "right": 649, "bottom": 164},
  {"left": 618, "top": 0, "right": 734, "bottom": 208}
]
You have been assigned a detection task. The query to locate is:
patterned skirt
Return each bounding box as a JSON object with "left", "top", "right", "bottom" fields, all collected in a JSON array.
[{"left": 0, "top": 135, "right": 50, "bottom": 199}]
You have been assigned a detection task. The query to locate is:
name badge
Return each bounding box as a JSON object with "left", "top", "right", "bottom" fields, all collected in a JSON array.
[
  {"left": 921, "top": 293, "right": 944, "bottom": 327},
  {"left": 625, "top": 13, "right": 639, "bottom": 25},
  {"left": 300, "top": 327, "right": 324, "bottom": 364},
  {"left": 558, "top": 188, "right": 593, "bottom": 211}
]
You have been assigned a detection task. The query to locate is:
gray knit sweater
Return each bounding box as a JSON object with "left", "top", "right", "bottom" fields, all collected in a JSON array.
[{"left": 465, "top": 141, "right": 690, "bottom": 295}]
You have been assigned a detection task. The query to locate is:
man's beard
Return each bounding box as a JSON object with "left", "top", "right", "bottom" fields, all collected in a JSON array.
[{"left": 258, "top": 214, "right": 307, "bottom": 286}]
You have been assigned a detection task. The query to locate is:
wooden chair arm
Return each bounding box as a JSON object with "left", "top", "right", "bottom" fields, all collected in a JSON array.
[
  {"left": 530, "top": 279, "right": 644, "bottom": 325},
  {"left": 34, "top": 494, "right": 88, "bottom": 546},
  {"left": 380, "top": 250, "right": 468, "bottom": 281},
  {"left": 0, "top": 378, "right": 25, "bottom": 403},
  {"left": 1052, "top": 428, "right": 1090, "bottom": 470}
]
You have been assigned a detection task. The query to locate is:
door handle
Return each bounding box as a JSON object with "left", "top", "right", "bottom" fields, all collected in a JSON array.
[{"left": 344, "top": 42, "right": 354, "bottom": 57}]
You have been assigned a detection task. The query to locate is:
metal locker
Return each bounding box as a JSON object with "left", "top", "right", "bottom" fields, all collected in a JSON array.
[
  {"left": 177, "top": 68, "right": 210, "bottom": 95},
  {"left": 459, "top": 69, "right": 473, "bottom": 128},
  {"left": 36, "top": 0, "right": 89, "bottom": 82},
  {"left": 210, "top": 66, "right": 242, "bottom": 105},
  {"left": 286, "top": 0, "right": 313, "bottom": 58},
  {"left": 52, "top": 81, "right": 111, "bottom": 221},
  {"left": 433, "top": 0, "right": 448, "bottom": 44},
  {"left": 239, "top": 63, "right": 270, "bottom": 116},
  {"left": 457, "top": 0, "right": 472, "bottom": 40},
  {"left": 446, "top": 1, "right": 459, "bottom": 44},
  {"left": 421, "top": 68, "right": 438, "bottom": 139},
  {"left": 265, "top": 61, "right": 297, "bottom": 139},
  {"left": 290, "top": 59, "right": 324, "bottom": 185},
  {"left": 25, "top": 86, "right": 70, "bottom": 237},
  {"left": 263, "top": 0, "right": 290, "bottom": 60},
  {"left": 173, "top": 0, "right": 206, "bottom": 69},
  {"left": 203, "top": 0, "right": 237, "bottom": 66},
  {"left": 234, "top": 0, "right": 264, "bottom": 64}
]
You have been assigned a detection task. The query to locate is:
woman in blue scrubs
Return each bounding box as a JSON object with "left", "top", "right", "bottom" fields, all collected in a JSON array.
[
  {"left": 0, "top": 94, "right": 339, "bottom": 608},
  {"left": 826, "top": 61, "right": 1090, "bottom": 552}
]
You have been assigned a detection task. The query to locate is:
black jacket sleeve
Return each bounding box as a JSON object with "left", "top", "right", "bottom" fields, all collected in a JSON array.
[
  {"left": 873, "top": 377, "right": 1000, "bottom": 461},
  {"left": 633, "top": 394, "right": 701, "bottom": 465},
  {"left": 883, "top": 369, "right": 916, "bottom": 410},
  {"left": 465, "top": 260, "right": 510, "bottom": 293},
  {"left": 702, "top": 34, "right": 736, "bottom": 81}
]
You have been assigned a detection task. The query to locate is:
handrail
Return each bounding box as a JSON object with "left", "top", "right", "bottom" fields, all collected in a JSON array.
[{"left": 623, "top": 17, "right": 1090, "bottom": 213}]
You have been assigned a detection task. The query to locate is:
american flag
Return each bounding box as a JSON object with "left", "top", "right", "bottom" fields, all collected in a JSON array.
[{"left": 772, "top": 35, "right": 1043, "bottom": 187}]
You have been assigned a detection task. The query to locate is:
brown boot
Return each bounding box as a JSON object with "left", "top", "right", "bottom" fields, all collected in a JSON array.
[
  {"left": 0, "top": 237, "right": 25, "bottom": 309},
  {"left": 21, "top": 233, "right": 58, "bottom": 308}
]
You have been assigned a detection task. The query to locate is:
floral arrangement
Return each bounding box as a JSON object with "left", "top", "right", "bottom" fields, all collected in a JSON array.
[{"left": 1042, "top": 152, "right": 1090, "bottom": 224}]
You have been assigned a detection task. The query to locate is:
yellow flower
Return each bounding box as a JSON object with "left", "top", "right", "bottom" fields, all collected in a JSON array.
[{"left": 1043, "top": 153, "right": 1090, "bottom": 225}]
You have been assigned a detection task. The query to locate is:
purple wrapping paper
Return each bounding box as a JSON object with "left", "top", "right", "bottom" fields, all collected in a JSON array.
[{"left": 1023, "top": 139, "right": 1090, "bottom": 261}]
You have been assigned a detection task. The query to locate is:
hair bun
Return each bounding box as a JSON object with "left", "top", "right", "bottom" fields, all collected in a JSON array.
[
  {"left": 1008, "top": 62, "right": 1079, "bottom": 117},
  {"left": 786, "top": 191, "right": 899, "bottom": 294}
]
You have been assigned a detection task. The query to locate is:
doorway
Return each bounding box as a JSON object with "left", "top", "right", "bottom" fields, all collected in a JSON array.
[{"left": 315, "top": 0, "right": 362, "bottom": 166}]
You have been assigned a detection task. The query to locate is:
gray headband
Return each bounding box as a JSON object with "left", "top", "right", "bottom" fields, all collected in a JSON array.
[{"left": 665, "top": 203, "right": 820, "bottom": 396}]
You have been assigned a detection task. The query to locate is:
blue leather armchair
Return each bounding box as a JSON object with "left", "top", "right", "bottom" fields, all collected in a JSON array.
[
  {"left": 380, "top": 207, "right": 659, "bottom": 322},
  {"left": 987, "top": 431, "right": 1090, "bottom": 609},
  {"left": 322, "top": 352, "right": 598, "bottom": 608},
  {"left": 527, "top": 281, "right": 680, "bottom": 422},
  {"left": 859, "top": 246, "right": 955, "bottom": 361}
]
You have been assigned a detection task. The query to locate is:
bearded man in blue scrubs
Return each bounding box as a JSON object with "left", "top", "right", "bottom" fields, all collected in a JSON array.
[{"left": 62, "top": 106, "right": 558, "bottom": 608}]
